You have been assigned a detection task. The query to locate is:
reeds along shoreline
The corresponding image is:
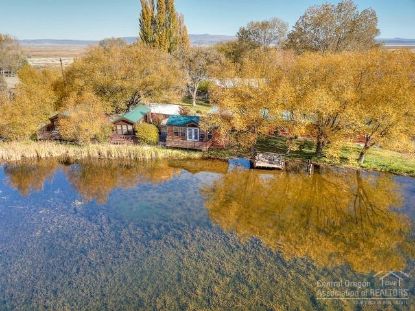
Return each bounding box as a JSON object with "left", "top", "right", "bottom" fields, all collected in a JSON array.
[{"left": 0, "top": 142, "right": 202, "bottom": 162}]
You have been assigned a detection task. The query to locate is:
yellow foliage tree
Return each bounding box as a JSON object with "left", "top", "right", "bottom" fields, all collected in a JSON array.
[
  {"left": 352, "top": 49, "right": 415, "bottom": 164},
  {"left": 58, "top": 92, "right": 112, "bottom": 145},
  {"left": 287, "top": 52, "right": 357, "bottom": 156},
  {"left": 0, "top": 65, "right": 59, "bottom": 140},
  {"left": 63, "top": 44, "right": 185, "bottom": 114},
  {"left": 210, "top": 49, "right": 292, "bottom": 150}
]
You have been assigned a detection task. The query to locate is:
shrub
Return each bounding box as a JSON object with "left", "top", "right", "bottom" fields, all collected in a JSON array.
[{"left": 135, "top": 123, "right": 159, "bottom": 145}]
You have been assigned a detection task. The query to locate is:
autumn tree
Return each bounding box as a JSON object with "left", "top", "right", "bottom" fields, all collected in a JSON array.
[
  {"left": 63, "top": 43, "right": 185, "bottom": 114},
  {"left": 139, "top": 0, "right": 189, "bottom": 53},
  {"left": 58, "top": 92, "right": 112, "bottom": 145},
  {"left": 237, "top": 17, "right": 288, "bottom": 48},
  {"left": 99, "top": 37, "right": 127, "bottom": 50},
  {"left": 286, "top": 0, "right": 379, "bottom": 53},
  {"left": 180, "top": 47, "right": 223, "bottom": 106},
  {"left": 139, "top": 0, "right": 155, "bottom": 45},
  {"left": 0, "top": 65, "right": 60, "bottom": 140},
  {"left": 211, "top": 49, "right": 290, "bottom": 150},
  {"left": 214, "top": 40, "right": 252, "bottom": 64},
  {"left": 287, "top": 52, "right": 357, "bottom": 157},
  {"left": 0, "top": 34, "right": 26, "bottom": 74},
  {"left": 353, "top": 49, "right": 415, "bottom": 164}
]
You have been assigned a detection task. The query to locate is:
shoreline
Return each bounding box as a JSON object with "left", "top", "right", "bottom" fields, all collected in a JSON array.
[
  {"left": 1, "top": 141, "right": 415, "bottom": 178},
  {"left": 0, "top": 141, "right": 202, "bottom": 163}
]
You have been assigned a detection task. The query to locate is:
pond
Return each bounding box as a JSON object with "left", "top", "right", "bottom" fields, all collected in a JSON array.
[{"left": 0, "top": 159, "right": 414, "bottom": 310}]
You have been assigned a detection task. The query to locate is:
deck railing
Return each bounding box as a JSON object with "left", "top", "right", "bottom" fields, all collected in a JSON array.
[{"left": 166, "top": 139, "right": 213, "bottom": 151}]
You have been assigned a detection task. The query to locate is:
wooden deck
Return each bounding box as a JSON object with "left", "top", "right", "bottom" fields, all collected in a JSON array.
[
  {"left": 253, "top": 153, "right": 285, "bottom": 170},
  {"left": 38, "top": 130, "right": 61, "bottom": 141},
  {"left": 166, "top": 139, "right": 213, "bottom": 151},
  {"left": 110, "top": 134, "right": 137, "bottom": 145}
]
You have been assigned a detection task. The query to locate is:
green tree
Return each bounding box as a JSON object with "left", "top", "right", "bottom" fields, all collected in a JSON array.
[{"left": 286, "top": 0, "right": 379, "bottom": 53}]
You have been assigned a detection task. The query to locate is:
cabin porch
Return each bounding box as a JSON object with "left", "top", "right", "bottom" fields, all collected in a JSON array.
[{"left": 166, "top": 138, "right": 213, "bottom": 151}]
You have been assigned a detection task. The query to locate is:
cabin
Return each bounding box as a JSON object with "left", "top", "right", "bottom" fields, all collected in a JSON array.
[
  {"left": 165, "top": 115, "right": 216, "bottom": 151},
  {"left": 148, "top": 104, "right": 183, "bottom": 143},
  {"left": 37, "top": 112, "right": 70, "bottom": 141},
  {"left": 111, "top": 105, "right": 151, "bottom": 144}
]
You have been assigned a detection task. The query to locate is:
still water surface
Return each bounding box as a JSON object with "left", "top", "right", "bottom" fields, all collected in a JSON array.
[{"left": 0, "top": 159, "right": 414, "bottom": 310}]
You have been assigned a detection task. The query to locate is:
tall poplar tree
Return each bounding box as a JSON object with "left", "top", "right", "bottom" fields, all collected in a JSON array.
[
  {"left": 156, "top": 0, "right": 168, "bottom": 51},
  {"left": 139, "top": 0, "right": 155, "bottom": 45},
  {"left": 139, "top": 0, "right": 189, "bottom": 53}
]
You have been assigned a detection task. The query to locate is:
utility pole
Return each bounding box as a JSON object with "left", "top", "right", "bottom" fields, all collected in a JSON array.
[{"left": 59, "top": 58, "right": 66, "bottom": 84}]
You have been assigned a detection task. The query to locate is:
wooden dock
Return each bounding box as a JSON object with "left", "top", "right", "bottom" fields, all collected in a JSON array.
[{"left": 253, "top": 153, "right": 285, "bottom": 170}]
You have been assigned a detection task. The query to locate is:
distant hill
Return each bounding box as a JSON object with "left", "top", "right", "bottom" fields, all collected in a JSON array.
[
  {"left": 189, "top": 34, "right": 235, "bottom": 46},
  {"left": 377, "top": 38, "right": 415, "bottom": 46},
  {"left": 19, "top": 39, "right": 98, "bottom": 46},
  {"left": 121, "top": 34, "right": 235, "bottom": 45},
  {"left": 19, "top": 34, "right": 235, "bottom": 47},
  {"left": 19, "top": 36, "right": 415, "bottom": 48}
]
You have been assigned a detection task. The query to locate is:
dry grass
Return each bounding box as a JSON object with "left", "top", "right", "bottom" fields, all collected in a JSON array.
[
  {"left": 0, "top": 141, "right": 202, "bottom": 162},
  {"left": 22, "top": 45, "right": 89, "bottom": 58}
]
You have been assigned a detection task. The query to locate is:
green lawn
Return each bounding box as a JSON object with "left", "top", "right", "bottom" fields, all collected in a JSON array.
[
  {"left": 210, "top": 136, "right": 415, "bottom": 177},
  {"left": 179, "top": 99, "right": 212, "bottom": 115}
]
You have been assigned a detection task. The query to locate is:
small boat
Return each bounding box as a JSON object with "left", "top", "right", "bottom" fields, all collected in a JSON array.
[{"left": 253, "top": 152, "right": 285, "bottom": 170}]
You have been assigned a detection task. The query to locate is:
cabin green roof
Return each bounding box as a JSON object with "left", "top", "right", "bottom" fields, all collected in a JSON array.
[
  {"left": 166, "top": 115, "right": 200, "bottom": 126},
  {"left": 119, "top": 105, "right": 150, "bottom": 123}
]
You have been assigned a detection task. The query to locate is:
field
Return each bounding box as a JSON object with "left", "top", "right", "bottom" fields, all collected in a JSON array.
[{"left": 22, "top": 44, "right": 90, "bottom": 67}]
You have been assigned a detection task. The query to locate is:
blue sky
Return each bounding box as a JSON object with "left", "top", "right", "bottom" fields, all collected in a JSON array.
[{"left": 0, "top": 0, "right": 414, "bottom": 40}]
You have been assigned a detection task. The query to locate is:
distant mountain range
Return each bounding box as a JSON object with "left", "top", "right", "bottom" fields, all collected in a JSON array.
[
  {"left": 19, "top": 34, "right": 236, "bottom": 46},
  {"left": 377, "top": 38, "right": 415, "bottom": 46},
  {"left": 19, "top": 36, "right": 415, "bottom": 47}
]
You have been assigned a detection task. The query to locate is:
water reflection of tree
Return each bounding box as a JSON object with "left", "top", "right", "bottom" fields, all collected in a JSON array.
[
  {"left": 168, "top": 159, "right": 228, "bottom": 174},
  {"left": 4, "top": 160, "right": 58, "bottom": 196},
  {"left": 66, "top": 160, "right": 180, "bottom": 204},
  {"left": 204, "top": 169, "right": 414, "bottom": 273}
]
